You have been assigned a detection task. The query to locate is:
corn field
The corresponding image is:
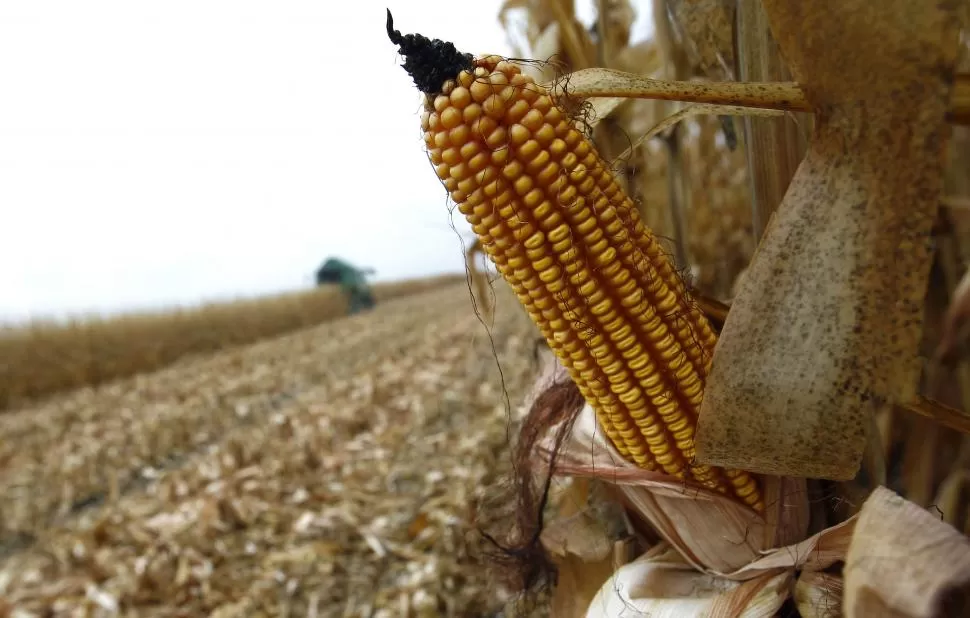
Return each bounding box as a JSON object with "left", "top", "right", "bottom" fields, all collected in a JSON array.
[
  {"left": 4, "top": 0, "right": 970, "bottom": 616},
  {"left": 0, "top": 284, "right": 544, "bottom": 614}
]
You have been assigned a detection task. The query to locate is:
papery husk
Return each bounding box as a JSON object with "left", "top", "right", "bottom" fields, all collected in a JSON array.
[
  {"left": 528, "top": 348, "right": 970, "bottom": 615},
  {"left": 541, "top": 477, "right": 630, "bottom": 618},
  {"left": 523, "top": 343, "right": 567, "bottom": 410},
  {"left": 545, "top": 410, "right": 970, "bottom": 618},
  {"left": 843, "top": 486, "right": 970, "bottom": 618},
  {"left": 540, "top": 479, "right": 629, "bottom": 565},
  {"left": 695, "top": 0, "right": 967, "bottom": 481},
  {"left": 529, "top": 361, "right": 846, "bottom": 616},
  {"left": 585, "top": 543, "right": 792, "bottom": 618},
  {"left": 538, "top": 396, "right": 822, "bottom": 575},
  {"left": 551, "top": 550, "right": 616, "bottom": 618},
  {"left": 794, "top": 571, "right": 843, "bottom": 618},
  {"left": 578, "top": 484, "right": 970, "bottom": 617}
]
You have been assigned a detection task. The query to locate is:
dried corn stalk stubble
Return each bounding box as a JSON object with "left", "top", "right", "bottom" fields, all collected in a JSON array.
[
  {"left": 386, "top": 10, "right": 763, "bottom": 511},
  {"left": 694, "top": 0, "right": 967, "bottom": 480}
]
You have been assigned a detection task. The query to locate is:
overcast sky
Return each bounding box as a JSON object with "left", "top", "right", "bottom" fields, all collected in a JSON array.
[{"left": 0, "top": 0, "right": 650, "bottom": 322}]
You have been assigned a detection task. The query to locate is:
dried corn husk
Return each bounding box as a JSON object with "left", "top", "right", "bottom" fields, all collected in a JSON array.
[
  {"left": 551, "top": 550, "right": 616, "bottom": 618},
  {"left": 843, "top": 486, "right": 970, "bottom": 617},
  {"left": 530, "top": 360, "right": 850, "bottom": 615},
  {"left": 542, "top": 477, "right": 629, "bottom": 618},
  {"left": 585, "top": 543, "right": 791, "bottom": 617},
  {"left": 541, "top": 397, "right": 970, "bottom": 618},
  {"left": 535, "top": 384, "right": 815, "bottom": 574},
  {"left": 695, "top": 0, "right": 967, "bottom": 481},
  {"left": 794, "top": 571, "right": 843, "bottom": 618},
  {"left": 548, "top": 402, "right": 859, "bottom": 568}
]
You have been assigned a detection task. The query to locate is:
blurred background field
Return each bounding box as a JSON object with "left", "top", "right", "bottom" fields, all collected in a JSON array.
[
  {"left": 0, "top": 274, "right": 460, "bottom": 411},
  {"left": 0, "top": 283, "right": 543, "bottom": 615}
]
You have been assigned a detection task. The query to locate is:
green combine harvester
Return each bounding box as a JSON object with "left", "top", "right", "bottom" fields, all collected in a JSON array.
[{"left": 315, "top": 258, "right": 376, "bottom": 315}]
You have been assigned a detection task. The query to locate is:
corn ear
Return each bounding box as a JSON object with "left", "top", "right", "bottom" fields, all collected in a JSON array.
[{"left": 388, "top": 14, "right": 762, "bottom": 512}]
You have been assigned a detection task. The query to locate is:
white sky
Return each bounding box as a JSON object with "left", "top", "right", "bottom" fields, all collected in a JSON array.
[{"left": 0, "top": 0, "right": 653, "bottom": 322}]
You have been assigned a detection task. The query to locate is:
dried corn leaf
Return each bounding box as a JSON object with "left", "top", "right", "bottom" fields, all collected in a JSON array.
[
  {"left": 539, "top": 401, "right": 812, "bottom": 575},
  {"left": 934, "top": 469, "right": 970, "bottom": 530},
  {"left": 794, "top": 571, "right": 843, "bottom": 618},
  {"left": 584, "top": 96, "right": 629, "bottom": 130},
  {"left": 498, "top": 0, "right": 529, "bottom": 18},
  {"left": 585, "top": 543, "right": 791, "bottom": 618},
  {"left": 540, "top": 505, "right": 614, "bottom": 563},
  {"left": 615, "top": 102, "right": 785, "bottom": 161},
  {"left": 843, "top": 486, "right": 970, "bottom": 617},
  {"left": 527, "top": 22, "right": 564, "bottom": 82},
  {"left": 695, "top": 0, "right": 967, "bottom": 479},
  {"left": 540, "top": 475, "right": 621, "bottom": 618},
  {"left": 551, "top": 551, "right": 614, "bottom": 618},
  {"left": 904, "top": 396, "right": 970, "bottom": 436},
  {"left": 536, "top": 0, "right": 592, "bottom": 72}
]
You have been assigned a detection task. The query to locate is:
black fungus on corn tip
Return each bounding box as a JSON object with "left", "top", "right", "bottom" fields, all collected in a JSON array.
[{"left": 386, "top": 9, "right": 474, "bottom": 97}]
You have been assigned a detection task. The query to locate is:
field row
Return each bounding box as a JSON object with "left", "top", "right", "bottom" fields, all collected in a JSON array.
[
  {"left": 1, "top": 283, "right": 539, "bottom": 615},
  {"left": 0, "top": 284, "right": 484, "bottom": 542},
  {"left": 0, "top": 275, "right": 462, "bottom": 410}
]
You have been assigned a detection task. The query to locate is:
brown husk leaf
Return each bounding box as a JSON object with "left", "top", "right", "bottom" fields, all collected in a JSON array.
[
  {"left": 843, "top": 486, "right": 970, "bottom": 618},
  {"left": 694, "top": 0, "right": 968, "bottom": 479}
]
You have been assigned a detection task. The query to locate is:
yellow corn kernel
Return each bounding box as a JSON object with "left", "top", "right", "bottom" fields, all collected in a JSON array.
[{"left": 387, "top": 14, "right": 761, "bottom": 512}]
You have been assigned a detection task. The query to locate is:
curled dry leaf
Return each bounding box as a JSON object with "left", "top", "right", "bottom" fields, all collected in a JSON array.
[
  {"left": 614, "top": 102, "right": 786, "bottom": 162},
  {"left": 537, "top": 397, "right": 819, "bottom": 575},
  {"left": 933, "top": 469, "right": 970, "bottom": 531},
  {"left": 530, "top": 363, "right": 890, "bottom": 615},
  {"left": 844, "top": 486, "right": 970, "bottom": 618},
  {"left": 613, "top": 39, "right": 662, "bottom": 76},
  {"left": 526, "top": 21, "right": 564, "bottom": 82},
  {"left": 554, "top": 410, "right": 966, "bottom": 616},
  {"left": 794, "top": 571, "right": 843, "bottom": 618},
  {"left": 498, "top": 0, "right": 528, "bottom": 19},
  {"left": 542, "top": 477, "right": 627, "bottom": 618},
  {"left": 695, "top": 0, "right": 968, "bottom": 480},
  {"left": 584, "top": 542, "right": 792, "bottom": 618}
]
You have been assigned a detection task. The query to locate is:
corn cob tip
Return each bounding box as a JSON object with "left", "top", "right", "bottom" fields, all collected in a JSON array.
[{"left": 386, "top": 9, "right": 474, "bottom": 97}]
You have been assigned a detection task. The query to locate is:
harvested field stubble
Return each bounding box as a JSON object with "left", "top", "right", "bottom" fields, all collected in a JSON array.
[
  {"left": 0, "top": 275, "right": 461, "bottom": 411},
  {"left": 0, "top": 282, "right": 540, "bottom": 615}
]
